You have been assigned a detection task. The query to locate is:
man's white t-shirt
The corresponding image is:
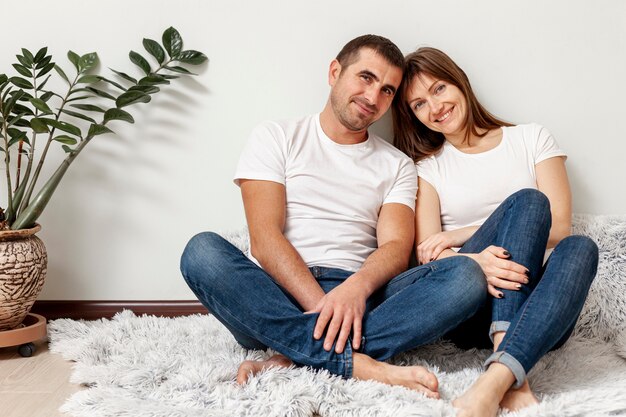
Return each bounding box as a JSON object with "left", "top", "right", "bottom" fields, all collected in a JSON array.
[
  {"left": 234, "top": 114, "right": 417, "bottom": 272},
  {"left": 417, "top": 123, "right": 566, "bottom": 232}
]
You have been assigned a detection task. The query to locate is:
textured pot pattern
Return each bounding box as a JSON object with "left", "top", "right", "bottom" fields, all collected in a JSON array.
[{"left": 0, "top": 226, "right": 47, "bottom": 331}]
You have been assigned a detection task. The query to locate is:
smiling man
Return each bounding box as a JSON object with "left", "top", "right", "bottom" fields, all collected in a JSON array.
[{"left": 180, "top": 35, "right": 486, "bottom": 397}]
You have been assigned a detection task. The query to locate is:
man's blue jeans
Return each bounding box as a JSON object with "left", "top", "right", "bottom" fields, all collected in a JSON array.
[
  {"left": 181, "top": 235, "right": 487, "bottom": 379},
  {"left": 448, "top": 189, "right": 599, "bottom": 388}
]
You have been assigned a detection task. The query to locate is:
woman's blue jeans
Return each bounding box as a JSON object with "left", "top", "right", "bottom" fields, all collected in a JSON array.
[
  {"left": 448, "top": 189, "right": 599, "bottom": 388},
  {"left": 181, "top": 234, "right": 487, "bottom": 379}
]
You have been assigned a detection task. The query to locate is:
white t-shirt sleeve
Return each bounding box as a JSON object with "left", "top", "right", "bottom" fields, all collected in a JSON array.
[
  {"left": 533, "top": 124, "right": 567, "bottom": 164},
  {"left": 234, "top": 121, "right": 287, "bottom": 186},
  {"left": 383, "top": 157, "right": 418, "bottom": 211},
  {"left": 416, "top": 156, "right": 439, "bottom": 190}
]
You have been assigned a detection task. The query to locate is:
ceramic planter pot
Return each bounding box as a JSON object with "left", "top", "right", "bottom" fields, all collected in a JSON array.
[{"left": 0, "top": 224, "right": 47, "bottom": 331}]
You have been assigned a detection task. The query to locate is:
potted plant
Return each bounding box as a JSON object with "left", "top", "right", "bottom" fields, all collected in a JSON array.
[{"left": 0, "top": 27, "right": 206, "bottom": 331}]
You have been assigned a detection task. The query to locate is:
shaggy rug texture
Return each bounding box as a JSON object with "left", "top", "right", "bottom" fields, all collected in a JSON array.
[{"left": 49, "top": 214, "right": 626, "bottom": 417}]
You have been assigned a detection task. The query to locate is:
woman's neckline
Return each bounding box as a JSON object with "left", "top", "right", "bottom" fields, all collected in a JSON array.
[{"left": 444, "top": 127, "right": 506, "bottom": 157}]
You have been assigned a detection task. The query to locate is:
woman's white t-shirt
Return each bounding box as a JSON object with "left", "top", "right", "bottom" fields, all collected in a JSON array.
[{"left": 416, "top": 123, "right": 566, "bottom": 232}]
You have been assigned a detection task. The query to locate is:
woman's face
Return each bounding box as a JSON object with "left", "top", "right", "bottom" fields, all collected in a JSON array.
[{"left": 405, "top": 73, "right": 467, "bottom": 139}]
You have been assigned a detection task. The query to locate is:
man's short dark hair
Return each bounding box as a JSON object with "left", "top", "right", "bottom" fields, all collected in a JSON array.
[{"left": 336, "top": 35, "right": 404, "bottom": 71}]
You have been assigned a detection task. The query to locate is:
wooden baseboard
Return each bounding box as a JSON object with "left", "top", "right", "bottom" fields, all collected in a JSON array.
[{"left": 31, "top": 300, "right": 208, "bottom": 321}]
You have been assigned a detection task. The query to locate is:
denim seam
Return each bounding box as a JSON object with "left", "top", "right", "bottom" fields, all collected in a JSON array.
[{"left": 209, "top": 295, "right": 349, "bottom": 373}]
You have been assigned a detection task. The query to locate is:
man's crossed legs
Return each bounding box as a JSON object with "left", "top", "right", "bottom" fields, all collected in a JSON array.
[{"left": 180, "top": 232, "right": 487, "bottom": 397}]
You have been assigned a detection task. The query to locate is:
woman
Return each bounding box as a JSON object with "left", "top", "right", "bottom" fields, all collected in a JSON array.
[{"left": 392, "top": 47, "right": 599, "bottom": 417}]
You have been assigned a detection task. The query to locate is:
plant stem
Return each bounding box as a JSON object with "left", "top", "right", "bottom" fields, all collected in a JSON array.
[
  {"left": 1, "top": 99, "right": 14, "bottom": 217},
  {"left": 17, "top": 73, "right": 79, "bottom": 217}
]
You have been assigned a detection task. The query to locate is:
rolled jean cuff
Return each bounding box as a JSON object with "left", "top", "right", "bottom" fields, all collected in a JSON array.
[
  {"left": 489, "top": 321, "right": 510, "bottom": 343},
  {"left": 484, "top": 351, "right": 526, "bottom": 389}
]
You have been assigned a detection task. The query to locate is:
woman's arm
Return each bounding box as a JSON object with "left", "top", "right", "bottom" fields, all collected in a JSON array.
[
  {"left": 535, "top": 156, "right": 572, "bottom": 248},
  {"left": 415, "top": 177, "right": 527, "bottom": 298},
  {"left": 415, "top": 178, "right": 478, "bottom": 263}
]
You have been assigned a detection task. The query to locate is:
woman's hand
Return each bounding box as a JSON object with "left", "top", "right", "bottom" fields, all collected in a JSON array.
[
  {"left": 417, "top": 227, "right": 477, "bottom": 264},
  {"left": 466, "top": 246, "right": 529, "bottom": 298}
]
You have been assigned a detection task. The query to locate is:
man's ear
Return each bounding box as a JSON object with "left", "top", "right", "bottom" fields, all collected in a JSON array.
[{"left": 328, "top": 59, "right": 342, "bottom": 87}]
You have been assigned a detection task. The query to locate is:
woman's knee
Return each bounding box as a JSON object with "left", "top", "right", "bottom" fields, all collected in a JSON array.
[
  {"left": 556, "top": 235, "right": 599, "bottom": 272},
  {"left": 509, "top": 188, "right": 551, "bottom": 214}
]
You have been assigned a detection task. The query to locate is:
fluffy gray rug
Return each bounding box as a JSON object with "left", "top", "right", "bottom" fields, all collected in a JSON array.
[{"left": 49, "top": 214, "right": 626, "bottom": 417}]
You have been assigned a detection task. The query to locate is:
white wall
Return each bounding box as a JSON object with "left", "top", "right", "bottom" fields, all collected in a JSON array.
[{"left": 1, "top": 0, "right": 624, "bottom": 300}]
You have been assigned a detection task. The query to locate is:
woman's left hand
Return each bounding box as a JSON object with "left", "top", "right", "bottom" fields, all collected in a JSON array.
[{"left": 417, "top": 228, "right": 475, "bottom": 264}]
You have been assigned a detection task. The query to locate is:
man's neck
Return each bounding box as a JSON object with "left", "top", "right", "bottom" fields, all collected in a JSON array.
[{"left": 319, "top": 105, "right": 369, "bottom": 145}]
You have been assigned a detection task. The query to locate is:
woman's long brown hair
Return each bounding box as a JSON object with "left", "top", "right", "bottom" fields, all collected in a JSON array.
[{"left": 393, "top": 47, "right": 512, "bottom": 162}]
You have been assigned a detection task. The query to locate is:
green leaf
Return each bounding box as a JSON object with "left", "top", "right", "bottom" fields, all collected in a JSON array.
[
  {"left": 60, "top": 108, "right": 97, "bottom": 124},
  {"left": 5, "top": 90, "right": 25, "bottom": 114},
  {"left": 96, "top": 76, "right": 126, "bottom": 91},
  {"left": 70, "top": 104, "right": 105, "bottom": 112},
  {"left": 34, "top": 47, "right": 48, "bottom": 64},
  {"left": 40, "top": 91, "right": 54, "bottom": 101},
  {"left": 85, "top": 87, "right": 116, "bottom": 100},
  {"left": 54, "top": 65, "right": 70, "bottom": 84},
  {"left": 8, "top": 135, "right": 26, "bottom": 148},
  {"left": 41, "top": 118, "right": 82, "bottom": 137},
  {"left": 78, "top": 52, "right": 98, "bottom": 71},
  {"left": 37, "top": 62, "right": 55, "bottom": 78},
  {"left": 29, "top": 98, "right": 53, "bottom": 114},
  {"left": 88, "top": 123, "right": 114, "bottom": 137},
  {"left": 162, "top": 27, "right": 183, "bottom": 57},
  {"left": 0, "top": 74, "right": 8, "bottom": 84},
  {"left": 77, "top": 75, "right": 100, "bottom": 84},
  {"left": 21, "top": 49, "right": 34, "bottom": 66},
  {"left": 67, "top": 51, "right": 80, "bottom": 71},
  {"left": 129, "top": 51, "right": 151, "bottom": 75},
  {"left": 176, "top": 50, "right": 208, "bottom": 65},
  {"left": 37, "top": 75, "right": 52, "bottom": 91},
  {"left": 9, "top": 77, "right": 34, "bottom": 89},
  {"left": 13, "top": 118, "right": 32, "bottom": 128},
  {"left": 138, "top": 74, "right": 169, "bottom": 85},
  {"left": 165, "top": 65, "right": 194, "bottom": 75},
  {"left": 30, "top": 117, "right": 50, "bottom": 133},
  {"left": 104, "top": 108, "right": 134, "bottom": 123},
  {"left": 11, "top": 103, "right": 34, "bottom": 117},
  {"left": 128, "top": 85, "right": 159, "bottom": 94},
  {"left": 66, "top": 95, "right": 90, "bottom": 103},
  {"left": 109, "top": 68, "right": 137, "bottom": 84},
  {"left": 53, "top": 135, "right": 78, "bottom": 145},
  {"left": 12, "top": 64, "right": 32, "bottom": 77},
  {"left": 7, "top": 127, "right": 27, "bottom": 141},
  {"left": 35, "top": 55, "right": 52, "bottom": 70},
  {"left": 15, "top": 90, "right": 33, "bottom": 101},
  {"left": 16, "top": 55, "right": 30, "bottom": 67},
  {"left": 61, "top": 144, "right": 76, "bottom": 153},
  {"left": 161, "top": 74, "right": 180, "bottom": 80},
  {"left": 143, "top": 38, "right": 165, "bottom": 64},
  {"left": 116, "top": 90, "right": 151, "bottom": 108}
]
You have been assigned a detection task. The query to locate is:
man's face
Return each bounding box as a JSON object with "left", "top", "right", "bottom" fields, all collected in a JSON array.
[{"left": 329, "top": 48, "right": 403, "bottom": 132}]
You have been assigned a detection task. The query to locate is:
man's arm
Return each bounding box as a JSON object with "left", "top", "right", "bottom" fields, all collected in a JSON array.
[
  {"left": 311, "top": 202, "right": 415, "bottom": 353},
  {"left": 240, "top": 179, "right": 325, "bottom": 311}
]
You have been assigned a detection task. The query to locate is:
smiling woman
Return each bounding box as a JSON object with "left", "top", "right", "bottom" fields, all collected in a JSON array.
[{"left": 392, "top": 47, "right": 599, "bottom": 417}]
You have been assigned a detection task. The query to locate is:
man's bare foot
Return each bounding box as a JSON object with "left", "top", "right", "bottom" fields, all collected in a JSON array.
[
  {"left": 236, "top": 354, "right": 293, "bottom": 385},
  {"left": 452, "top": 363, "right": 514, "bottom": 417},
  {"left": 352, "top": 353, "right": 440, "bottom": 398},
  {"left": 500, "top": 379, "right": 539, "bottom": 411}
]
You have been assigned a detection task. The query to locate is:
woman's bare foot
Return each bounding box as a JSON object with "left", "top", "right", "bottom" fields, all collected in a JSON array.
[
  {"left": 236, "top": 354, "right": 293, "bottom": 384},
  {"left": 352, "top": 353, "right": 440, "bottom": 398},
  {"left": 500, "top": 379, "right": 539, "bottom": 411},
  {"left": 452, "top": 363, "right": 514, "bottom": 417}
]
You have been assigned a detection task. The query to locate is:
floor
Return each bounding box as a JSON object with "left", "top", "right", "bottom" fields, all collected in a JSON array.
[{"left": 0, "top": 340, "right": 80, "bottom": 417}]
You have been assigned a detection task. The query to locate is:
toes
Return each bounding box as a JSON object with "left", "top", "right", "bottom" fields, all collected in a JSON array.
[
  {"left": 236, "top": 361, "right": 253, "bottom": 385},
  {"left": 413, "top": 367, "right": 439, "bottom": 392}
]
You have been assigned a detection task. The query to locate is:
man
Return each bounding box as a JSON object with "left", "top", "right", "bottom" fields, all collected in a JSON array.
[{"left": 180, "top": 35, "right": 486, "bottom": 398}]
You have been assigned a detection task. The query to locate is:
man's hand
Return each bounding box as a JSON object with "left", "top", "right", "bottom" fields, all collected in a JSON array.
[
  {"left": 465, "top": 246, "right": 529, "bottom": 298},
  {"left": 307, "top": 280, "right": 369, "bottom": 354}
]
